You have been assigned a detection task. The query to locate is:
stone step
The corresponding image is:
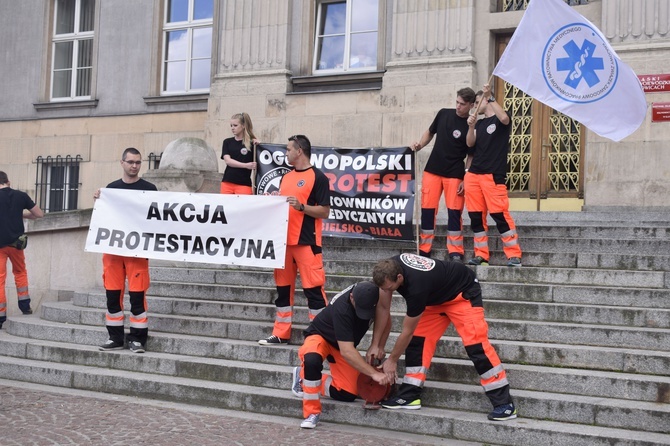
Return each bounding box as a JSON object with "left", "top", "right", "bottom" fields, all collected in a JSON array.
[
  {"left": 150, "top": 264, "right": 668, "bottom": 290},
  {"left": 1, "top": 355, "right": 668, "bottom": 446},
  {"left": 73, "top": 289, "right": 670, "bottom": 330},
  {"left": 322, "top": 233, "right": 670, "bottom": 255},
  {"left": 0, "top": 331, "right": 668, "bottom": 441},
  {"left": 3, "top": 327, "right": 666, "bottom": 406},
  {"left": 480, "top": 282, "right": 670, "bottom": 308},
  {"left": 33, "top": 303, "right": 670, "bottom": 364}
]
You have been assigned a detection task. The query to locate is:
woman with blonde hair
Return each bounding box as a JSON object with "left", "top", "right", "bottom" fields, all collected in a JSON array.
[{"left": 220, "top": 112, "right": 257, "bottom": 194}]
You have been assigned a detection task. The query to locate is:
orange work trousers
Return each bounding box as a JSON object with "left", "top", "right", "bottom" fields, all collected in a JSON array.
[
  {"left": 398, "top": 293, "right": 512, "bottom": 407},
  {"left": 102, "top": 254, "right": 150, "bottom": 344},
  {"left": 419, "top": 172, "right": 465, "bottom": 257},
  {"left": 220, "top": 182, "right": 253, "bottom": 195},
  {"left": 272, "top": 245, "right": 327, "bottom": 340},
  {"left": 299, "top": 334, "right": 359, "bottom": 418},
  {"left": 0, "top": 246, "right": 31, "bottom": 322},
  {"left": 464, "top": 172, "right": 522, "bottom": 260}
]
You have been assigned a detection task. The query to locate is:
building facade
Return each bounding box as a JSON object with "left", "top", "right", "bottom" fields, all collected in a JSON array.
[{"left": 1, "top": 0, "right": 669, "bottom": 213}]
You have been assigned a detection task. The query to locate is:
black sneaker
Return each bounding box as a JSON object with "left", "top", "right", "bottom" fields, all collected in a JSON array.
[
  {"left": 418, "top": 250, "right": 431, "bottom": 258},
  {"left": 449, "top": 254, "right": 464, "bottom": 263},
  {"left": 381, "top": 396, "right": 421, "bottom": 410},
  {"left": 258, "top": 335, "right": 289, "bottom": 346},
  {"left": 128, "top": 341, "right": 145, "bottom": 353},
  {"left": 468, "top": 256, "right": 489, "bottom": 266},
  {"left": 488, "top": 403, "right": 518, "bottom": 421},
  {"left": 21, "top": 309, "right": 32, "bottom": 315},
  {"left": 507, "top": 257, "right": 522, "bottom": 267},
  {"left": 99, "top": 339, "right": 124, "bottom": 351}
]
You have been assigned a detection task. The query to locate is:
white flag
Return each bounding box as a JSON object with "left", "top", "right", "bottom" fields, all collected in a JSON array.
[{"left": 492, "top": 0, "right": 647, "bottom": 142}]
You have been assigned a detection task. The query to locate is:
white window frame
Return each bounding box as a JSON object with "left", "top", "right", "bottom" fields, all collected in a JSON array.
[
  {"left": 313, "top": 0, "right": 379, "bottom": 75},
  {"left": 50, "top": 0, "right": 95, "bottom": 101},
  {"left": 161, "top": 0, "right": 213, "bottom": 95}
]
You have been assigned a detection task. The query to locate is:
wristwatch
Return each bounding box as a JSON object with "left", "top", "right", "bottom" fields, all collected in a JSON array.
[
  {"left": 299, "top": 203, "right": 305, "bottom": 212},
  {"left": 488, "top": 96, "right": 495, "bottom": 103}
]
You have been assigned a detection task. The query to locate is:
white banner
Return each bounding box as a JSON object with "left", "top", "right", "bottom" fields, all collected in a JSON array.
[
  {"left": 492, "top": 0, "right": 647, "bottom": 142},
  {"left": 85, "top": 189, "right": 288, "bottom": 268}
]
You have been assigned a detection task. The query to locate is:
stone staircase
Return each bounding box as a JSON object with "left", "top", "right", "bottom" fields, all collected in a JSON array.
[{"left": 1, "top": 210, "right": 669, "bottom": 445}]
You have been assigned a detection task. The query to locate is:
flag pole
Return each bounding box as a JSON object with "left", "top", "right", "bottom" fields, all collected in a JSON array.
[
  {"left": 414, "top": 148, "right": 420, "bottom": 255},
  {"left": 251, "top": 143, "right": 257, "bottom": 194}
]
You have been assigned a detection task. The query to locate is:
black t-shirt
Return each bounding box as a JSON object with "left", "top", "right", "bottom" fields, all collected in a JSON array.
[
  {"left": 468, "top": 114, "right": 511, "bottom": 184},
  {"left": 303, "top": 284, "right": 373, "bottom": 349},
  {"left": 106, "top": 178, "right": 157, "bottom": 191},
  {"left": 221, "top": 137, "right": 254, "bottom": 187},
  {"left": 424, "top": 108, "right": 470, "bottom": 179},
  {"left": 0, "top": 188, "right": 36, "bottom": 247},
  {"left": 392, "top": 253, "right": 480, "bottom": 318}
]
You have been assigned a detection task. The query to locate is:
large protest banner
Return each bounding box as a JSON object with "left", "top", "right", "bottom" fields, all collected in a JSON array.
[
  {"left": 85, "top": 189, "right": 288, "bottom": 268},
  {"left": 256, "top": 144, "right": 415, "bottom": 241}
]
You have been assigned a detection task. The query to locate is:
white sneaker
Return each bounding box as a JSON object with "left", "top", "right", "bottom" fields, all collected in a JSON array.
[
  {"left": 291, "top": 366, "right": 303, "bottom": 398},
  {"left": 300, "top": 413, "right": 320, "bottom": 429}
]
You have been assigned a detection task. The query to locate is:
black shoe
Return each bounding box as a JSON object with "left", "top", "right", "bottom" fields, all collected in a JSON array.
[
  {"left": 21, "top": 309, "right": 32, "bottom": 315},
  {"left": 258, "top": 335, "right": 289, "bottom": 345},
  {"left": 449, "top": 254, "right": 464, "bottom": 263},
  {"left": 488, "top": 403, "right": 518, "bottom": 421},
  {"left": 381, "top": 396, "right": 421, "bottom": 410},
  {"left": 128, "top": 341, "right": 145, "bottom": 353},
  {"left": 99, "top": 339, "right": 125, "bottom": 351},
  {"left": 468, "top": 256, "right": 489, "bottom": 266},
  {"left": 418, "top": 250, "right": 432, "bottom": 258}
]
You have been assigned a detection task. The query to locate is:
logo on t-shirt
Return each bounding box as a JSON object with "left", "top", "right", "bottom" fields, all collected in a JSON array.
[
  {"left": 297, "top": 179, "right": 306, "bottom": 187},
  {"left": 452, "top": 130, "right": 462, "bottom": 138},
  {"left": 486, "top": 124, "right": 497, "bottom": 134},
  {"left": 257, "top": 167, "right": 291, "bottom": 195},
  {"left": 399, "top": 253, "right": 435, "bottom": 271},
  {"left": 241, "top": 148, "right": 249, "bottom": 155}
]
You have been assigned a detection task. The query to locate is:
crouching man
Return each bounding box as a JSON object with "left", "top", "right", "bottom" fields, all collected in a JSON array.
[{"left": 291, "top": 281, "right": 392, "bottom": 429}]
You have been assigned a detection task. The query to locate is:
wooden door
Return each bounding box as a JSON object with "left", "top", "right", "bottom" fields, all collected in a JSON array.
[{"left": 495, "top": 35, "right": 585, "bottom": 199}]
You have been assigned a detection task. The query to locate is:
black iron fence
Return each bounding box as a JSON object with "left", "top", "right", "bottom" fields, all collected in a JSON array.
[{"left": 35, "top": 155, "right": 82, "bottom": 213}]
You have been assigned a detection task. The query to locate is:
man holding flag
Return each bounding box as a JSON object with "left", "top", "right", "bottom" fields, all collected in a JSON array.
[{"left": 492, "top": 0, "right": 646, "bottom": 141}]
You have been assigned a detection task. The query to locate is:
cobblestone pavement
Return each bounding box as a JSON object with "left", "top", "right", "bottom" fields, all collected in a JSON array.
[{"left": 0, "top": 380, "right": 475, "bottom": 446}]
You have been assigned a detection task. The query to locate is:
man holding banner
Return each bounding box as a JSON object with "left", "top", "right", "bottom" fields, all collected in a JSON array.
[
  {"left": 94, "top": 147, "right": 157, "bottom": 353},
  {"left": 258, "top": 135, "right": 331, "bottom": 345}
]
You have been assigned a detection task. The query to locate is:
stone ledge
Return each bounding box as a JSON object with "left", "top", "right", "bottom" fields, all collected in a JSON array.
[{"left": 25, "top": 209, "right": 92, "bottom": 234}]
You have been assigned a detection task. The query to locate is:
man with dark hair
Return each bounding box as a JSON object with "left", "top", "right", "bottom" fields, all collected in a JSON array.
[
  {"left": 291, "top": 281, "right": 392, "bottom": 429},
  {"left": 0, "top": 171, "right": 44, "bottom": 328},
  {"left": 258, "top": 135, "right": 331, "bottom": 345},
  {"left": 369, "top": 253, "right": 517, "bottom": 421},
  {"left": 93, "top": 147, "right": 157, "bottom": 353},
  {"left": 465, "top": 83, "right": 522, "bottom": 267},
  {"left": 411, "top": 87, "right": 476, "bottom": 261}
]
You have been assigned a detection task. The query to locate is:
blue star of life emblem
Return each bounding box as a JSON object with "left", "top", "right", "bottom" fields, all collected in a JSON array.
[
  {"left": 556, "top": 39, "right": 604, "bottom": 89},
  {"left": 542, "top": 23, "right": 618, "bottom": 104}
]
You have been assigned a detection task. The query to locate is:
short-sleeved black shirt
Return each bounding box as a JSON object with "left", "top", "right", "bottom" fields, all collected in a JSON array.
[
  {"left": 221, "top": 137, "right": 254, "bottom": 187},
  {"left": 303, "top": 284, "right": 373, "bottom": 349},
  {"left": 0, "top": 188, "right": 36, "bottom": 247},
  {"left": 106, "top": 178, "right": 157, "bottom": 191},
  {"left": 424, "top": 108, "right": 470, "bottom": 179},
  {"left": 391, "top": 253, "right": 480, "bottom": 318},
  {"left": 467, "top": 114, "right": 511, "bottom": 184}
]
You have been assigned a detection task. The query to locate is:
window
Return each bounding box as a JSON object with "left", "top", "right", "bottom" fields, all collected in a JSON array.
[
  {"left": 162, "top": 0, "right": 213, "bottom": 94},
  {"left": 148, "top": 152, "right": 163, "bottom": 170},
  {"left": 313, "top": 0, "right": 379, "bottom": 74},
  {"left": 35, "top": 155, "right": 82, "bottom": 213},
  {"left": 499, "top": 0, "right": 588, "bottom": 12},
  {"left": 51, "top": 0, "right": 95, "bottom": 100}
]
